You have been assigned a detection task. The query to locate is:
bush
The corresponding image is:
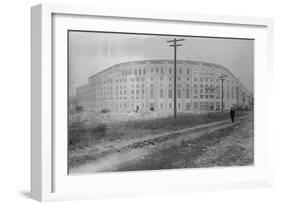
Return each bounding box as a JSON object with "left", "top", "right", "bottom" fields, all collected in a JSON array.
[
  {"left": 89, "top": 123, "right": 107, "bottom": 136},
  {"left": 101, "top": 108, "right": 110, "bottom": 113},
  {"left": 68, "top": 123, "right": 108, "bottom": 148}
]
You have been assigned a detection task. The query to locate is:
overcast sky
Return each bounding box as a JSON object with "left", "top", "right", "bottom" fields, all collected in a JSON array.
[{"left": 69, "top": 31, "right": 254, "bottom": 96}]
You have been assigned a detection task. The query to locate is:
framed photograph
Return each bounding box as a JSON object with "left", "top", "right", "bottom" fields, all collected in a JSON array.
[{"left": 31, "top": 3, "right": 274, "bottom": 201}]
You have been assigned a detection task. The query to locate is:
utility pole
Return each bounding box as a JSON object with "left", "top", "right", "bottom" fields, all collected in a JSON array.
[
  {"left": 218, "top": 74, "right": 227, "bottom": 112},
  {"left": 167, "top": 38, "right": 185, "bottom": 119}
]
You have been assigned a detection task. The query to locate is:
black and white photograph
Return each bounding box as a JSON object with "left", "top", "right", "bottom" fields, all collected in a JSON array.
[{"left": 68, "top": 31, "right": 254, "bottom": 174}]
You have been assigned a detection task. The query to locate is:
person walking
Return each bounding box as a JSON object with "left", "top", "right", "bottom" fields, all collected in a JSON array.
[{"left": 230, "top": 107, "right": 235, "bottom": 123}]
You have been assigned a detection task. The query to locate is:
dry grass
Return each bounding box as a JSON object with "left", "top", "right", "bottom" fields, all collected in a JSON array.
[
  {"left": 68, "top": 112, "right": 249, "bottom": 150},
  {"left": 114, "top": 115, "right": 254, "bottom": 171}
]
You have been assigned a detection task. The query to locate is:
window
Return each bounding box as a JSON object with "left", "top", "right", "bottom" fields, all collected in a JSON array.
[
  {"left": 227, "top": 87, "right": 230, "bottom": 99},
  {"left": 160, "top": 103, "right": 163, "bottom": 109},
  {"left": 178, "top": 103, "right": 181, "bottom": 109},
  {"left": 216, "top": 86, "right": 220, "bottom": 99},
  {"left": 200, "top": 102, "right": 204, "bottom": 110},
  {"left": 194, "top": 102, "right": 198, "bottom": 109},
  {"left": 150, "top": 89, "right": 154, "bottom": 98},
  {"left": 169, "top": 68, "right": 172, "bottom": 74},
  {"left": 186, "top": 103, "right": 191, "bottom": 111},
  {"left": 168, "top": 89, "right": 173, "bottom": 99},
  {"left": 186, "top": 89, "right": 190, "bottom": 99},
  {"left": 194, "top": 86, "right": 198, "bottom": 94},
  {"left": 210, "top": 102, "right": 214, "bottom": 110},
  {"left": 177, "top": 89, "right": 181, "bottom": 98},
  {"left": 179, "top": 68, "right": 182, "bottom": 74},
  {"left": 216, "top": 102, "right": 220, "bottom": 110},
  {"left": 161, "top": 67, "right": 164, "bottom": 74},
  {"left": 150, "top": 103, "right": 155, "bottom": 111},
  {"left": 160, "top": 89, "right": 164, "bottom": 99},
  {"left": 169, "top": 103, "right": 172, "bottom": 108},
  {"left": 200, "top": 87, "right": 204, "bottom": 93}
]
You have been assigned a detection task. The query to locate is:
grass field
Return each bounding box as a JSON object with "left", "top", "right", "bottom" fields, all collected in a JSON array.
[{"left": 68, "top": 111, "right": 249, "bottom": 151}]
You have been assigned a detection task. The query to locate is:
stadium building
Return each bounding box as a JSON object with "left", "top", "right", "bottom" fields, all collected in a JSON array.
[{"left": 76, "top": 60, "right": 253, "bottom": 116}]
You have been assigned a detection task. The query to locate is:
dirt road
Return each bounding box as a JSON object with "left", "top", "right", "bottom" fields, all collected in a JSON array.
[{"left": 69, "top": 113, "right": 254, "bottom": 174}]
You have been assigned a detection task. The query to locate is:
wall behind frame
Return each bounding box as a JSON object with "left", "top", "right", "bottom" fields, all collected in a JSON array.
[{"left": 0, "top": 0, "right": 280, "bottom": 206}]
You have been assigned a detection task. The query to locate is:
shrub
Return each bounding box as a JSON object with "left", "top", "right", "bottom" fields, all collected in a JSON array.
[
  {"left": 91, "top": 123, "right": 107, "bottom": 135},
  {"left": 101, "top": 108, "right": 110, "bottom": 113}
]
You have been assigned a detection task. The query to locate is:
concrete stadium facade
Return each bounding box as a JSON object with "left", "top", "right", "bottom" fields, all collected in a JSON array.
[{"left": 76, "top": 60, "right": 253, "bottom": 115}]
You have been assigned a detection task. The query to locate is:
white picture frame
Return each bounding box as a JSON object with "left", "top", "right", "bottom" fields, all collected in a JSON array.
[{"left": 31, "top": 3, "right": 274, "bottom": 202}]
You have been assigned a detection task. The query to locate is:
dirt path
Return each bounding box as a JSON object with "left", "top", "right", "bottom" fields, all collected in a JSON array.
[{"left": 69, "top": 113, "right": 253, "bottom": 174}]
